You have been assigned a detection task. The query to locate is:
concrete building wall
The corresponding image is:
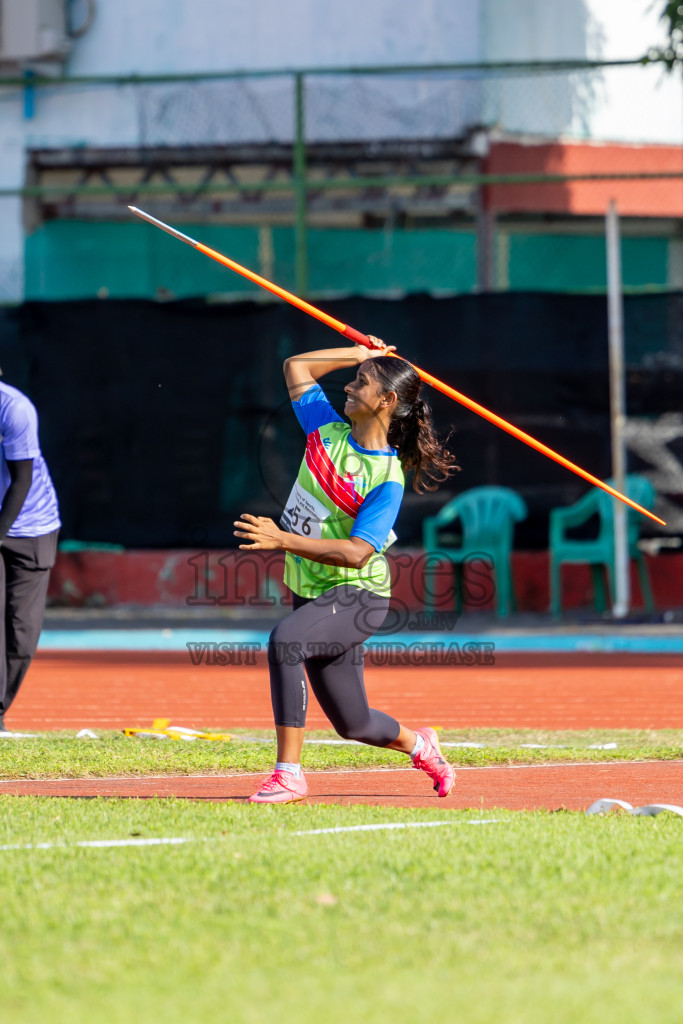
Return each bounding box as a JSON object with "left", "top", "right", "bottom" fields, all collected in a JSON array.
[
  {"left": 481, "top": 0, "right": 682, "bottom": 142},
  {"left": 0, "top": 0, "right": 482, "bottom": 300},
  {"left": 66, "top": 0, "right": 480, "bottom": 74},
  {"left": 0, "top": 0, "right": 681, "bottom": 301}
]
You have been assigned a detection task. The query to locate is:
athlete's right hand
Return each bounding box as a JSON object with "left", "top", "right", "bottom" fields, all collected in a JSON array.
[
  {"left": 234, "top": 513, "right": 284, "bottom": 550},
  {"left": 355, "top": 337, "right": 396, "bottom": 359}
]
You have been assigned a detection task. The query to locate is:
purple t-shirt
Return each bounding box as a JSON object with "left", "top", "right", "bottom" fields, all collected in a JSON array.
[{"left": 0, "top": 382, "right": 60, "bottom": 537}]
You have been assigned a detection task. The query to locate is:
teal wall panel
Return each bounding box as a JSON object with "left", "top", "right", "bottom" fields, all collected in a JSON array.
[
  {"left": 302, "top": 228, "right": 477, "bottom": 294},
  {"left": 26, "top": 222, "right": 151, "bottom": 299},
  {"left": 25, "top": 222, "right": 478, "bottom": 300},
  {"left": 25, "top": 222, "right": 263, "bottom": 300},
  {"left": 507, "top": 233, "right": 669, "bottom": 292},
  {"left": 25, "top": 221, "right": 671, "bottom": 300},
  {"left": 621, "top": 237, "right": 669, "bottom": 289}
]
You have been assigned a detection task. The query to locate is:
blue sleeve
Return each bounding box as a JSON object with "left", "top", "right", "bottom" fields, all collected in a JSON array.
[
  {"left": 292, "top": 383, "right": 344, "bottom": 435},
  {"left": 1, "top": 398, "right": 40, "bottom": 460},
  {"left": 351, "top": 480, "right": 403, "bottom": 551}
]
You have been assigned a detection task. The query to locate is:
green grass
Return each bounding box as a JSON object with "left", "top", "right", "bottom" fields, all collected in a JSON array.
[
  {"left": 0, "top": 728, "right": 682, "bottom": 779},
  {"left": 1, "top": 797, "right": 683, "bottom": 1024}
]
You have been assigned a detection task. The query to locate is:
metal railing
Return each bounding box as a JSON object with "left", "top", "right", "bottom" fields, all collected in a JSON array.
[{"left": 1, "top": 57, "right": 680, "bottom": 294}]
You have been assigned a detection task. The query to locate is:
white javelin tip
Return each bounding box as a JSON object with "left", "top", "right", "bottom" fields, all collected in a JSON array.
[{"left": 126, "top": 206, "right": 199, "bottom": 247}]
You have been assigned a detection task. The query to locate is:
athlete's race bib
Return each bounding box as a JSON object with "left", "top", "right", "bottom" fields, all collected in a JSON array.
[{"left": 280, "top": 481, "right": 331, "bottom": 540}]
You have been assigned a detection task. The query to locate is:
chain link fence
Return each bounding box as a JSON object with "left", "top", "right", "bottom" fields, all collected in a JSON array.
[
  {"left": 3, "top": 59, "right": 683, "bottom": 302},
  {"left": 132, "top": 62, "right": 682, "bottom": 147}
]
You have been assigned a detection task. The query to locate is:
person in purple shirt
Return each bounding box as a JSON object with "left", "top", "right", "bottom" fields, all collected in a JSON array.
[{"left": 0, "top": 378, "right": 60, "bottom": 732}]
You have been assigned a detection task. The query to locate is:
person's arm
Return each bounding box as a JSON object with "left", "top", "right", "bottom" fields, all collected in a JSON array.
[
  {"left": 284, "top": 337, "right": 395, "bottom": 400},
  {"left": 234, "top": 513, "right": 375, "bottom": 570},
  {"left": 0, "top": 460, "right": 33, "bottom": 542}
]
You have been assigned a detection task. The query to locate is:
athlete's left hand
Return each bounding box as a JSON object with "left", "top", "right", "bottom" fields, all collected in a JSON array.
[{"left": 234, "top": 513, "right": 284, "bottom": 550}]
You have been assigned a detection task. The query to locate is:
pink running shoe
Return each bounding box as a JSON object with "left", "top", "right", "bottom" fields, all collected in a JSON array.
[
  {"left": 248, "top": 769, "right": 309, "bottom": 804},
  {"left": 412, "top": 727, "right": 455, "bottom": 797}
]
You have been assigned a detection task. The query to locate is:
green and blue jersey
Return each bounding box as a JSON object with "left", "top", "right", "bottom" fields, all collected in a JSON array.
[{"left": 281, "top": 383, "right": 404, "bottom": 598}]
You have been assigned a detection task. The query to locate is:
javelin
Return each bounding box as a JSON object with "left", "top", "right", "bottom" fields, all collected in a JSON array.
[{"left": 128, "top": 206, "right": 664, "bottom": 525}]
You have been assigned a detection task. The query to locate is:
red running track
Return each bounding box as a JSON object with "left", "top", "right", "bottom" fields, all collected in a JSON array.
[
  {"left": 7, "top": 651, "right": 683, "bottom": 731},
  {"left": 0, "top": 763, "right": 682, "bottom": 812},
  {"left": 3, "top": 652, "right": 682, "bottom": 810}
]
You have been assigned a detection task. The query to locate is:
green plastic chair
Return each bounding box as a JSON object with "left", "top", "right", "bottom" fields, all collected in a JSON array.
[
  {"left": 548, "top": 474, "right": 656, "bottom": 617},
  {"left": 422, "top": 486, "right": 528, "bottom": 618}
]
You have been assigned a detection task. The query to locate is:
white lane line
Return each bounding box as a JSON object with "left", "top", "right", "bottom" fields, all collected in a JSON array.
[
  {"left": 236, "top": 760, "right": 678, "bottom": 776},
  {"left": 0, "top": 836, "right": 194, "bottom": 852},
  {"left": 0, "top": 735, "right": 623, "bottom": 751},
  {"left": 295, "top": 819, "right": 504, "bottom": 836},
  {"left": 452, "top": 760, "right": 683, "bottom": 771},
  {"left": 1, "top": 761, "right": 680, "bottom": 788},
  {"left": 0, "top": 768, "right": 416, "bottom": 784},
  {"left": 304, "top": 740, "right": 621, "bottom": 751},
  {"left": 1, "top": 820, "right": 506, "bottom": 850}
]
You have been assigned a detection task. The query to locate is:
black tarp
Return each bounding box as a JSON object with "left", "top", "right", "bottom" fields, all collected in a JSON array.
[{"left": 0, "top": 292, "right": 680, "bottom": 548}]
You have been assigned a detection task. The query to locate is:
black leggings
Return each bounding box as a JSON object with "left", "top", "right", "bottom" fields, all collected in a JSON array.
[{"left": 268, "top": 584, "right": 401, "bottom": 747}]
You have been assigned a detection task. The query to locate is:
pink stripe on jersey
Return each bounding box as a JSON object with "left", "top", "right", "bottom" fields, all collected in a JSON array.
[
  {"left": 305, "top": 431, "right": 364, "bottom": 518},
  {"left": 310, "top": 431, "right": 364, "bottom": 510}
]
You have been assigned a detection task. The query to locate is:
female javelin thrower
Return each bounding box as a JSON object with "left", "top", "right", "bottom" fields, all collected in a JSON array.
[{"left": 234, "top": 338, "right": 458, "bottom": 804}]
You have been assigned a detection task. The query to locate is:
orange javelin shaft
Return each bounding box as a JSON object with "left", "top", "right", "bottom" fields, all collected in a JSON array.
[
  {"left": 128, "top": 206, "right": 664, "bottom": 525},
  {"left": 404, "top": 358, "right": 664, "bottom": 525},
  {"left": 128, "top": 206, "right": 370, "bottom": 346}
]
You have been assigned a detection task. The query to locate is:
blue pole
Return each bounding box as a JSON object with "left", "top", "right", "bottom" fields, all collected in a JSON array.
[{"left": 24, "top": 70, "right": 35, "bottom": 119}]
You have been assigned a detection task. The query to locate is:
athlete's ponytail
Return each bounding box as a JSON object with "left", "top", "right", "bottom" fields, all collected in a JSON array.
[{"left": 365, "top": 357, "right": 459, "bottom": 492}]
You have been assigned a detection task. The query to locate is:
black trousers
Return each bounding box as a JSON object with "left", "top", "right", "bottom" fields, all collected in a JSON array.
[
  {"left": 0, "top": 529, "right": 59, "bottom": 720},
  {"left": 267, "top": 583, "right": 401, "bottom": 747}
]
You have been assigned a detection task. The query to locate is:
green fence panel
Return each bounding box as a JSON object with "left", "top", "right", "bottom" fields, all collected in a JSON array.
[
  {"left": 507, "top": 233, "right": 669, "bottom": 292},
  {"left": 25, "top": 221, "right": 263, "bottom": 300},
  {"left": 26, "top": 221, "right": 479, "bottom": 300},
  {"left": 26, "top": 221, "right": 671, "bottom": 300},
  {"left": 303, "top": 227, "right": 477, "bottom": 295}
]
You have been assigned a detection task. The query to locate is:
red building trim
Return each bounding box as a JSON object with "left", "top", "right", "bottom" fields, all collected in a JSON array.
[{"left": 485, "top": 140, "right": 683, "bottom": 218}]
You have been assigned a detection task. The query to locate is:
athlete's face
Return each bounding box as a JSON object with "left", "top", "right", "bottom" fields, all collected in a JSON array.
[{"left": 344, "top": 362, "right": 388, "bottom": 419}]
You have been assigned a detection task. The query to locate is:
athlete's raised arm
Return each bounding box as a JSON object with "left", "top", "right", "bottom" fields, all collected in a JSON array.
[{"left": 283, "top": 337, "right": 395, "bottom": 400}]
